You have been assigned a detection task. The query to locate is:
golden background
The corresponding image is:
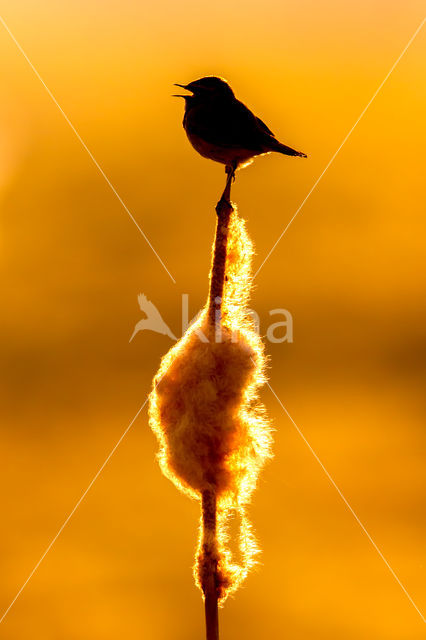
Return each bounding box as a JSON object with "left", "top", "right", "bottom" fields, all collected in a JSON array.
[{"left": 1, "top": 1, "right": 425, "bottom": 637}]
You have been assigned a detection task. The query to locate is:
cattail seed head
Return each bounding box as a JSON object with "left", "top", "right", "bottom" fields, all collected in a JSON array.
[{"left": 148, "top": 209, "right": 272, "bottom": 602}]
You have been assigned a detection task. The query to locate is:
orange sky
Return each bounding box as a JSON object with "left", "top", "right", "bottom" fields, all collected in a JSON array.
[{"left": 1, "top": 2, "right": 425, "bottom": 638}]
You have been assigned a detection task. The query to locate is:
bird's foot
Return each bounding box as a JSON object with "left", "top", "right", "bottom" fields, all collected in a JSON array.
[{"left": 225, "top": 164, "right": 236, "bottom": 182}]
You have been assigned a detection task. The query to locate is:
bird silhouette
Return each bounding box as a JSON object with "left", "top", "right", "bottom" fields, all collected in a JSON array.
[
  {"left": 174, "top": 76, "right": 307, "bottom": 176},
  {"left": 129, "top": 294, "right": 177, "bottom": 343}
]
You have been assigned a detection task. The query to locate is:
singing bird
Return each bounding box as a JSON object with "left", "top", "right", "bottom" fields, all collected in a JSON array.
[{"left": 174, "top": 76, "right": 307, "bottom": 176}]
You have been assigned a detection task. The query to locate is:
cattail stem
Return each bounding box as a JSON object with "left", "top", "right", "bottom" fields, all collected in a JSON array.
[
  {"left": 208, "top": 169, "right": 234, "bottom": 325},
  {"left": 201, "top": 489, "right": 219, "bottom": 640},
  {"left": 201, "top": 169, "right": 235, "bottom": 640}
]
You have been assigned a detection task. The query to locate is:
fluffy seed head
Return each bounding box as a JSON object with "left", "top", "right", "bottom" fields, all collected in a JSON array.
[{"left": 148, "top": 209, "right": 272, "bottom": 602}]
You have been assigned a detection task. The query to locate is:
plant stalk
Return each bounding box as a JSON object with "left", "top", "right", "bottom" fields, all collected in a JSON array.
[
  {"left": 202, "top": 489, "right": 219, "bottom": 640},
  {"left": 202, "top": 169, "right": 234, "bottom": 640},
  {"left": 208, "top": 169, "right": 234, "bottom": 325}
]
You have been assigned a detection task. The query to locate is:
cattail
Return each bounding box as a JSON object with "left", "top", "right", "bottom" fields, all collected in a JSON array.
[{"left": 148, "top": 172, "right": 272, "bottom": 638}]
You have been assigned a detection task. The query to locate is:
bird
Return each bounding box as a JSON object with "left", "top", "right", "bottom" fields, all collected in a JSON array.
[
  {"left": 129, "top": 294, "right": 177, "bottom": 343},
  {"left": 173, "top": 76, "right": 307, "bottom": 177}
]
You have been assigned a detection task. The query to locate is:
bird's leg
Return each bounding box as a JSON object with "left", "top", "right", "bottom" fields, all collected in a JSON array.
[
  {"left": 225, "top": 162, "right": 237, "bottom": 182},
  {"left": 216, "top": 164, "right": 235, "bottom": 215},
  {"left": 225, "top": 161, "right": 237, "bottom": 182}
]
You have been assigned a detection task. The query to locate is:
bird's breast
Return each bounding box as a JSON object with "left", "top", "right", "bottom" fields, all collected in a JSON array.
[{"left": 183, "top": 105, "right": 256, "bottom": 165}]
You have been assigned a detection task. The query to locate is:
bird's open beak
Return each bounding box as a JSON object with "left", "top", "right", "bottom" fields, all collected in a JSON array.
[{"left": 172, "top": 83, "right": 193, "bottom": 97}]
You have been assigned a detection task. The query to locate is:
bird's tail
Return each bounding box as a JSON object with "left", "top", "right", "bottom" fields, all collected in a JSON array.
[{"left": 269, "top": 139, "right": 307, "bottom": 158}]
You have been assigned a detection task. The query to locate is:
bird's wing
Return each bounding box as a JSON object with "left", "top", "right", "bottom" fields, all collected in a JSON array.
[
  {"left": 138, "top": 293, "right": 162, "bottom": 320},
  {"left": 186, "top": 99, "right": 271, "bottom": 151},
  {"left": 255, "top": 115, "right": 276, "bottom": 138},
  {"left": 137, "top": 293, "right": 148, "bottom": 312}
]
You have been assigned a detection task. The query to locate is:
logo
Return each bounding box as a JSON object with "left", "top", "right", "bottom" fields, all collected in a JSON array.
[
  {"left": 130, "top": 294, "right": 293, "bottom": 344},
  {"left": 129, "top": 294, "right": 177, "bottom": 343}
]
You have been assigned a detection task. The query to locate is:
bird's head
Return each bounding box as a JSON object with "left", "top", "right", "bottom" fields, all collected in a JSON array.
[{"left": 173, "top": 76, "right": 234, "bottom": 100}]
